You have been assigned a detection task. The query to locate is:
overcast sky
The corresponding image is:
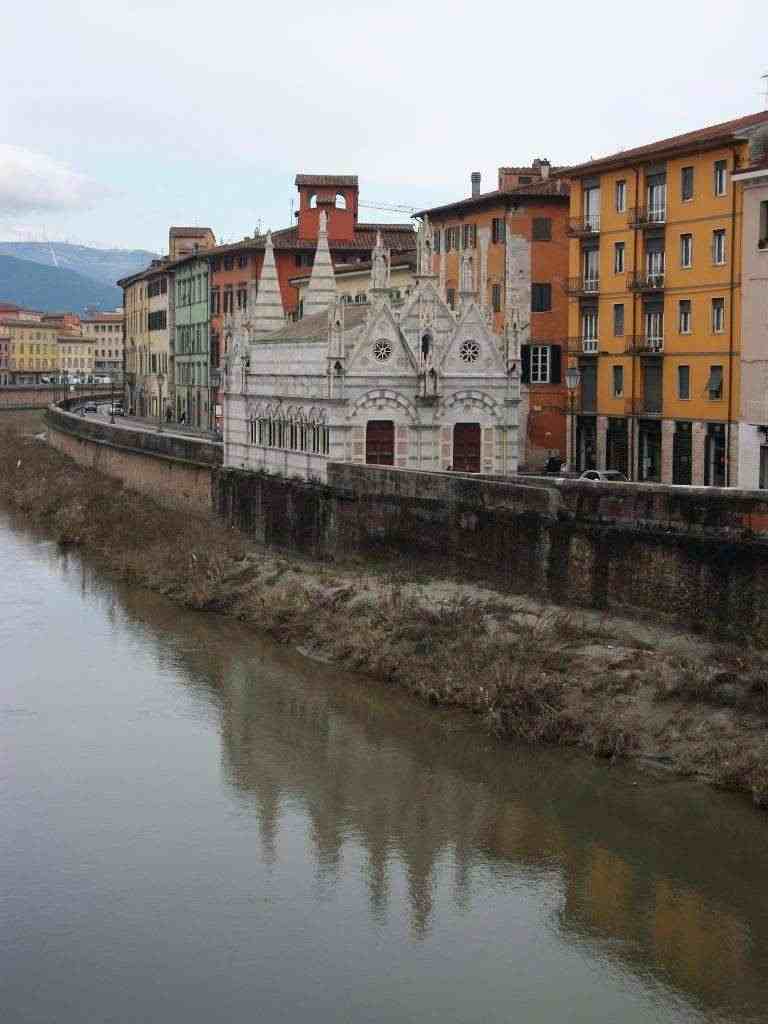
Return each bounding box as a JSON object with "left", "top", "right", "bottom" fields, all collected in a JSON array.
[{"left": 1, "top": 0, "right": 766, "bottom": 253}]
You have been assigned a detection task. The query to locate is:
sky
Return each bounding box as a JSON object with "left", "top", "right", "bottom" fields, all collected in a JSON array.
[{"left": 1, "top": 0, "right": 766, "bottom": 254}]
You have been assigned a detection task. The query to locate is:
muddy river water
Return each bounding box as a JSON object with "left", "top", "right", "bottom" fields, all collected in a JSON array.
[{"left": 2, "top": 514, "right": 768, "bottom": 1023}]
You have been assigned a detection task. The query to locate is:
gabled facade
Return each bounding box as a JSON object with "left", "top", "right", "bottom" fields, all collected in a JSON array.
[
  {"left": 223, "top": 218, "right": 519, "bottom": 481},
  {"left": 416, "top": 164, "right": 570, "bottom": 468}
]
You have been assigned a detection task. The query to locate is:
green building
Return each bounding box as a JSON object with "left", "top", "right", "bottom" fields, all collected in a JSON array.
[{"left": 173, "top": 254, "right": 212, "bottom": 429}]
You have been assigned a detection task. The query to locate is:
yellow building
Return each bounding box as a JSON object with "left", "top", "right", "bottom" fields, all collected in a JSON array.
[
  {"left": 120, "top": 261, "right": 171, "bottom": 417},
  {"left": 2, "top": 318, "right": 60, "bottom": 383},
  {"left": 81, "top": 312, "right": 124, "bottom": 379},
  {"left": 57, "top": 334, "right": 96, "bottom": 379},
  {"left": 566, "top": 110, "right": 768, "bottom": 485}
]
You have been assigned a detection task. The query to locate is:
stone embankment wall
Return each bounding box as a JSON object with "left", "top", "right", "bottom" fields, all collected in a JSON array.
[
  {"left": 43, "top": 403, "right": 768, "bottom": 639},
  {"left": 45, "top": 405, "right": 221, "bottom": 516},
  {"left": 0, "top": 384, "right": 112, "bottom": 410},
  {"left": 217, "top": 463, "right": 768, "bottom": 641}
]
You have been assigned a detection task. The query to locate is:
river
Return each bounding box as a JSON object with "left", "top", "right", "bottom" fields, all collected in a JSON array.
[{"left": 2, "top": 513, "right": 768, "bottom": 1023}]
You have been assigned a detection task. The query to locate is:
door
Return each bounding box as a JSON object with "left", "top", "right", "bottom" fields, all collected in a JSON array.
[
  {"left": 453, "top": 423, "right": 481, "bottom": 473},
  {"left": 606, "top": 418, "right": 629, "bottom": 477},
  {"left": 365, "top": 420, "right": 395, "bottom": 466},
  {"left": 638, "top": 420, "right": 662, "bottom": 482},
  {"left": 705, "top": 424, "right": 726, "bottom": 487},
  {"left": 673, "top": 422, "right": 692, "bottom": 485}
]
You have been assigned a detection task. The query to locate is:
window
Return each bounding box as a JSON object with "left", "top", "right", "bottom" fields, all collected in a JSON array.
[
  {"left": 491, "top": 217, "right": 506, "bottom": 244},
  {"left": 681, "top": 166, "right": 694, "bottom": 201},
  {"left": 678, "top": 299, "right": 692, "bottom": 334},
  {"left": 613, "top": 303, "right": 625, "bottom": 337},
  {"left": 646, "top": 173, "right": 667, "bottom": 221},
  {"left": 433, "top": 228, "right": 441, "bottom": 253},
  {"left": 615, "top": 179, "right": 626, "bottom": 212},
  {"left": 237, "top": 285, "right": 248, "bottom": 309},
  {"left": 446, "top": 287, "right": 456, "bottom": 309},
  {"left": 530, "top": 345, "right": 550, "bottom": 383},
  {"left": 492, "top": 283, "right": 502, "bottom": 313},
  {"left": 678, "top": 365, "right": 691, "bottom": 400},
  {"left": 612, "top": 365, "right": 624, "bottom": 397},
  {"left": 532, "top": 217, "right": 552, "bottom": 241},
  {"left": 223, "top": 289, "right": 234, "bottom": 314},
  {"left": 760, "top": 200, "right": 768, "bottom": 250},
  {"left": 708, "top": 365, "right": 724, "bottom": 400},
  {"left": 531, "top": 283, "right": 552, "bottom": 312},
  {"left": 613, "top": 242, "right": 625, "bottom": 274},
  {"left": 148, "top": 311, "right": 167, "bottom": 331},
  {"left": 583, "top": 186, "right": 600, "bottom": 230},
  {"left": 714, "top": 159, "right": 727, "bottom": 196},
  {"left": 712, "top": 297, "right": 725, "bottom": 333},
  {"left": 223, "top": 256, "right": 234, "bottom": 271},
  {"left": 462, "top": 223, "right": 477, "bottom": 249},
  {"left": 238, "top": 254, "right": 249, "bottom": 268},
  {"left": 582, "top": 309, "right": 598, "bottom": 350},
  {"left": 680, "top": 233, "right": 693, "bottom": 268},
  {"left": 295, "top": 253, "right": 314, "bottom": 267},
  {"left": 210, "top": 289, "right": 220, "bottom": 315},
  {"left": 712, "top": 229, "right": 726, "bottom": 265}
]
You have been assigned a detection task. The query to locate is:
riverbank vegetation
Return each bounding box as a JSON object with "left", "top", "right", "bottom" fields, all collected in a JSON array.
[{"left": 2, "top": 418, "right": 768, "bottom": 808}]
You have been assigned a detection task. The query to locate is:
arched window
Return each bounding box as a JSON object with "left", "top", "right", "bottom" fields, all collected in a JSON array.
[
  {"left": 421, "top": 332, "right": 432, "bottom": 360},
  {"left": 309, "top": 193, "right": 318, "bottom": 209},
  {"left": 335, "top": 192, "right": 347, "bottom": 209}
]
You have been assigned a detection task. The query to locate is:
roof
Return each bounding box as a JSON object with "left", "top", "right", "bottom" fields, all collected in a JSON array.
[
  {"left": 258, "top": 303, "right": 370, "bottom": 344},
  {"left": 211, "top": 224, "right": 416, "bottom": 256},
  {"left": 289, "top": 251, "right": 417, "bottom": 284},
  {"left": 415, "top": 176, "right": 570, "bottom": 218},
  {"left": 169, "top": 226, "right": 214, "bottom": 237},
  {"left": 294, "top": 174, "right": 358, "bottom": 188},
  {"left": 567, "top": 110, "right": 768, "bottom": 176}
]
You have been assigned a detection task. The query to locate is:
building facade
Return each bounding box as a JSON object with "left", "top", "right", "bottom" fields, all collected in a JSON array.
[
  {"left": 2, "top": 317, "right": 60, "bottom": 383},
  {"left": 208, "top": 174, "right": 416, "bottom": 430},
  {"left": 121, "top": 262, "right": 170, "bottom": 418},
  {"left": 417, "top": 163, "right": 570, "bottom": 467},
  {"left": 224, "top": 218, "right": 520, "bottom": 481},
  {"left": 734, "top": 127, "right": 768, "bottom": 487},
  {"left": 173, "top": 253, "right": 213, "bottom": 428},
  {"left": 81, "top": 312, "right": 124, "bottom": 379},
  {"left": 290, "top": 252, "right": 417, "bottom": 308},
  {"left": 566, "top": 110, "right": 768, "bottom": 485}
]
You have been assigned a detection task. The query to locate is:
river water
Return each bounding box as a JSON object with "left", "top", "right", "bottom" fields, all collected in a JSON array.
[{"left": 2, "top": 515, "right": 768, "bottom": 1023}]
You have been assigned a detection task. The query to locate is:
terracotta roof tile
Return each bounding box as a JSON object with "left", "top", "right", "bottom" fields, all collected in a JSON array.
[
  {"left": 415, "top": 177, "right": 569, "bottom": 218},
  {"left": 294, "top": 174, "right": 358, "bottom": 187},
  {"left": 567, "top": 110, "right": 768, "bottom": 175}
]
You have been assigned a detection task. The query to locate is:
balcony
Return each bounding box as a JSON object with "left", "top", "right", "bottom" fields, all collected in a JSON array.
[
  {"left": 566, "top": 215, "right": 601, "bottom": 238},
  {"left": 625, "top": 335, "right": 664, "bottom": 354},
  {"left": 567, "top": 336, "right": 599, "bottom": 355},
  {"left": 627, "top": 271, "right": 665, "bottom": 293},
  {"left": 628, "top": 205, "right": 667, "bottom": 228},
  {"left": 564, "top": 275, "right": 600, "bottom": 296}
]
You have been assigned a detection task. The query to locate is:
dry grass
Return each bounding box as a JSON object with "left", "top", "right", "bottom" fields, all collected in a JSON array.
[{"left": 3, "top": 423, "right": 768, "bottom": 809}]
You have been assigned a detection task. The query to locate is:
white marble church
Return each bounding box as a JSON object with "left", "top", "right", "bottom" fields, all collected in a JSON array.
[{"left": 223, "top": 213, "right": 521, "bottom": 481}]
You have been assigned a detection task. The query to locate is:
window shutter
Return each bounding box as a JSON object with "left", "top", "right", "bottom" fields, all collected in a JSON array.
[
  {"left": 549, "top": 345, "right": 562, "bottom": 384},
  {"left": 521, "top": 344, "right": 531, "bottom": 384}
]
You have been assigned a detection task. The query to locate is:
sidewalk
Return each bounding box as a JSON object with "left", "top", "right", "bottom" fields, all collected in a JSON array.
[{"left": 86, "top": 405, "right": 222, "bottom": 443}]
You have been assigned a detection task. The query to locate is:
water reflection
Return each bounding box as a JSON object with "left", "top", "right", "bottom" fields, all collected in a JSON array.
[{"left": 7, "top": 517, "right": 768, "bottom": 1023}]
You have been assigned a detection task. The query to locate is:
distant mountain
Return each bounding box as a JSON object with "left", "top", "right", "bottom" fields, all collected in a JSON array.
[
  {"left": 0, "top": 254, "right": 123, "bottom": 315},
  {"left": 0, "top": 242, "right": 156, "bottom": 288}
]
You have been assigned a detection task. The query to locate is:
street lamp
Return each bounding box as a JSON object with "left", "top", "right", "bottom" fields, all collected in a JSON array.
[
  {"left": 109, "top": 371, "right": 115, "bottom": 424},
  {"left": 565, "top": 366, "right": 582, "bottom": 472},
  {"left": 157, "top": 372, "right": 165, "bottom": 433}
]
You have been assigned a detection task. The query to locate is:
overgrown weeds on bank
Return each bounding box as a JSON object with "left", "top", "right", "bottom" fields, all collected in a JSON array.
[{"left": 2, "top": 424, "right": 768, "bottom": 808}]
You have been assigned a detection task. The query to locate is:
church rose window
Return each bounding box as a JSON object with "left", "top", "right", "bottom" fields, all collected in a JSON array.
[
  {"left": 459, "top": 340, "right": 480, "bottom": 363},
  {"left": 373, "top": 340, "right": 392, "bottom": 361}
]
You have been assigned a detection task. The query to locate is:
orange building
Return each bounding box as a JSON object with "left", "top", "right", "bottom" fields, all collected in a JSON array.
[
  {"left": 417, "top": 162, "right": 570, "bottom": 467},
  {"left": 565, "top": 110, "right": 768, "bottom": 484}
]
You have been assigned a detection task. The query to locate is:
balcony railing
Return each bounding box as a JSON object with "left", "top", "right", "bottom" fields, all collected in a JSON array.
[
  {"left": 567, "top": 336, "right": 599, "bottom": 354},
  {"left": 565, "top": 276, "right": 600, "bottom": 295},
  {"left": 566, "top": 215, "right": 601, "bottom": 238},
  {"left": 627, "top": 271, "right": 665, "bottom": 292},
  {"left": 628, "top": 205, "right": 667, "bottom": 228},
  {"left": 625, "top": 335, "right": 664, "bottom": 354}
]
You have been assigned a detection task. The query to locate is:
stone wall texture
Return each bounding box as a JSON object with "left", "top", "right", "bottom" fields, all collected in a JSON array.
[{"left": 43, "top": 407, "right": 768, "bottom": 641}]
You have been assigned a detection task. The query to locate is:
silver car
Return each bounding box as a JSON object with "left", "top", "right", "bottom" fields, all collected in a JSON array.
[{"left": 580, "top": 469, "right": 628, "bottom": 482}]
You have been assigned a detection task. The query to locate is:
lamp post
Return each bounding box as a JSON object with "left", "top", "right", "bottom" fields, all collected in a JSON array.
[
  {"left": 157, "top": 373, "right": 165, "bottom": 433},
  {"left": 565, "top": 366, "right": 582, "bottom": 473},
  {"left": 109, "top": 371, "right": 115, "bottom": 424}
]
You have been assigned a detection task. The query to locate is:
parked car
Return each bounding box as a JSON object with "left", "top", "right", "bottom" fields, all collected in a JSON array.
[
  {"left": 579, "top": 469, "right": 628, "bottom": 482},
  {"left": 83, "top": 402, "right": 98, "bottom": 414},
  {"left": 109, "top": 405, "right": 125, "bottom": 416}
]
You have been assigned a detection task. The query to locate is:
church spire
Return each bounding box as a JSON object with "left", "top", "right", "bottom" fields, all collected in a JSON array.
[
  {"left": 370, "top": 229, "right": 390, "bottom": 295},
  {"left": 251, "top": 231, "right": 285, "bottom": 338},
  {"left": 303, "top": 210, "right": 336, "bottom": 317}
]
